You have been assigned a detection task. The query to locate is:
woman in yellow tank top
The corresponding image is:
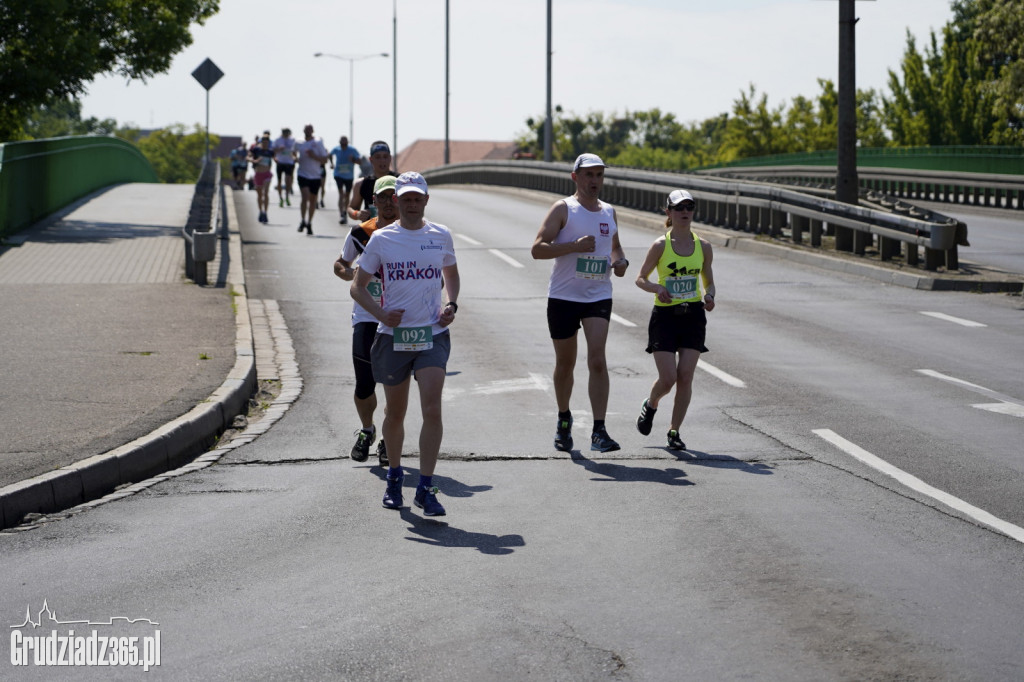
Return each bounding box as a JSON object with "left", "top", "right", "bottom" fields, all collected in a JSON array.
[{"left": 634, "top": 189, "right": 716, "bottom": 450}]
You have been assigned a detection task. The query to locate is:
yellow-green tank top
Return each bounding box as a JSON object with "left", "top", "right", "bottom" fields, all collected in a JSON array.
[{"left": 655, "top": 231, "right": 703, "bottom": 307}]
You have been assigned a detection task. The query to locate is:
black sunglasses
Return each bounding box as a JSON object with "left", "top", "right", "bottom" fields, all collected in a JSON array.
[{"left": 669, "top": 202, "right": 696, "bottom": 211}]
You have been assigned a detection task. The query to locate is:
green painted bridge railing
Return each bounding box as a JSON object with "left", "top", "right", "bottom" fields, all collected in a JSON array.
[{"left": 0, "top": 136, "right": 158, "bottom": 240}]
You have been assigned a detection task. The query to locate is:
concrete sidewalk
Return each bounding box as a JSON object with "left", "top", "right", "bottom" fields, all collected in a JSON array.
[{"left": 0, "top": 183, "right": 254, "bottom": 529}]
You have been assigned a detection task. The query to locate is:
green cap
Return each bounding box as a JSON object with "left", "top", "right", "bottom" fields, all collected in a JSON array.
[{"left": 374, "top": 175, "right": 397, "bottom": 195}]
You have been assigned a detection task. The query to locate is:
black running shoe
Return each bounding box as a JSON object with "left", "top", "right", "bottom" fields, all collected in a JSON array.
[
  {"left": 667, "top": 430, "right": 686, "bottom": 450},
  {"left": 636, "top": 399, "right": 657, "bottom": 435},
  {"left": 376, "top": 439, "right": 388, "bottom": 467},
  {"left": 297, "top": 221, "right": 305, "bottom": 232},
  {"left": 554, "top": 415, "right": 573, "bottom": 452},
  {"left": 591, "top": 427, "right": 621, "bottom": 453},
  {"left": 350, "top": 426, "right": 375, "bottom": 462}
]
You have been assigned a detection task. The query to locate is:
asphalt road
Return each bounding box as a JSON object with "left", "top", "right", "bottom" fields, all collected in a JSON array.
[
  {"left": 914, "top": 198, "right": 1024, "bottom": 275},
  {"left": 2, "top": 186, "right": 1022, "bottom": 681}
]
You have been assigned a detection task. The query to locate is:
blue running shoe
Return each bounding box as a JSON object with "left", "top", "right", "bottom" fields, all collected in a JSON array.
[
  {"left": 554, "top": 415, "right": 573, "bottom": 452},
  {"left": 382, "top": 473, "right": 404, "bottom": 509},
  {"left": 591, "top": 427, "right": 621, "bottom": 453},
  {"left": 414, "top": 486, "right": 446, "bottom": 516}
]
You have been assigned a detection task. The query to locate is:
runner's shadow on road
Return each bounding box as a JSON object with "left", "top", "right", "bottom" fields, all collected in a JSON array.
[
  {"left": 667, "top": 449, "right": 774, "bottom": 475},
  {"left": 399, "top": 509, "right": 525, "bottom": 555},
  {"left": 570, "top": 453, "right": 694, "bottom": 487},
  {"left": 367, "top": 468, "right": 492, "bottom": 499}
]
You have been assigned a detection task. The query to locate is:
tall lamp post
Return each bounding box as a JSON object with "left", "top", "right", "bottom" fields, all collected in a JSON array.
[
  {"left": 394, "top": 1, "right": 449, "bottom": 167},
  {"left": 314, "top": 51, "right": 389, "bottom": 143}
]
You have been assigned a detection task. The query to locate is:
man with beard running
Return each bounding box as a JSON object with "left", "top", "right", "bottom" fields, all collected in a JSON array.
[
  {"left": 347, "top": 141, "right": 395, "bottom": 224},
  {"left": 333, "top": 175, "right": 399, "bottom": 467}
]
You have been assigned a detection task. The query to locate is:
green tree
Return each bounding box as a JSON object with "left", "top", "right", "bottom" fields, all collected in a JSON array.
[
  {"left": 21, "top": 96, "right": 119, "bottom": 139},
  {"left": 962, "top": 0, "right": 1024, "bottom": 143},
  {"left": 883, "top": 0, "right": 1022, "bottom": 146},
  {"left": 136, "top": 124, "right": 214, "bottom": 183},
  {"left": 718, "top": 85, "right": 787, "bottom": 162},
  {"left": 0, "top": 0, "right": 219, "bottom": 141}
]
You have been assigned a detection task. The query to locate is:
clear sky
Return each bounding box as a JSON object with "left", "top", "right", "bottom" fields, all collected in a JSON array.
[{"left": 78, "top": 0, "right": 955, "bottom": 154}]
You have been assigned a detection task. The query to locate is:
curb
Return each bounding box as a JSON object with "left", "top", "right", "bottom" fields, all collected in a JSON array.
[{"left": 0, "top": 189, "right": 255, "bottom": 530}]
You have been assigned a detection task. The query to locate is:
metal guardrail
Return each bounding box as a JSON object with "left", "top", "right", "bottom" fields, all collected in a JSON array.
[
  {"left": 183, "top": 160, "right": 220, "bottom": 285},
  {"left": 422, "top": 161, "right": 968, "bottom": 271},
  {"left": 696, "top": 165, "right": 1024, "bottom": 211}
]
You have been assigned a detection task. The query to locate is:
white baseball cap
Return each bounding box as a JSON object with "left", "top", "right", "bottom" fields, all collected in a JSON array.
[
  {"left": 573, "top": 153, "right": 606, "bottom": 172},
  {"left": 667, "top": 189, "right": 695, "bottom": 207},
  {"left": 395, "top": 171, "right": 428, "bottom": 196}
]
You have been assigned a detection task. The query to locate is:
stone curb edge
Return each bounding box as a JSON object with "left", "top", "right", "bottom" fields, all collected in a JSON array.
[{"left": 0, "top": 189, "right": 256, "bottom": 530}]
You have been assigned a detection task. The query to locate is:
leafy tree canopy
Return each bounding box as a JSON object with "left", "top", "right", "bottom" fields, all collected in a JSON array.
[
  {"left": 517, "top": 0, "right": 1021, "bottom": 169},
  {"left": 0, "top": 0, "right": 219, "bottom": 141}
]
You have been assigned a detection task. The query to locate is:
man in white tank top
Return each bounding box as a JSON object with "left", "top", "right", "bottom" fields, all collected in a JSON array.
[{"left": 530, "top": 153, "right": 629, "bottom": 453}]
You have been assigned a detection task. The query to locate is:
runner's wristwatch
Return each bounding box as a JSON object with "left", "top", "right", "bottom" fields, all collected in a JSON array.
[{"left": 445, "top": 302, "right": 458, "bottom": 313}]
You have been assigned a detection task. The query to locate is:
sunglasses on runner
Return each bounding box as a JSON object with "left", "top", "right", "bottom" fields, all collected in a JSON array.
[{"left": 669, "top": 202, "right": 696, "bottom": 211}]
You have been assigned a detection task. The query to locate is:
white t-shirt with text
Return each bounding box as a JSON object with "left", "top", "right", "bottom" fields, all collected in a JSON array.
[{"left": 358, "top": 220, "right": 457, "bottom": 336}]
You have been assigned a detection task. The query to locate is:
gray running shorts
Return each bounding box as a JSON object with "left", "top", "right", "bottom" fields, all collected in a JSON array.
[{"left": 370, "top": 331, "right": 451, "bottom": 385}]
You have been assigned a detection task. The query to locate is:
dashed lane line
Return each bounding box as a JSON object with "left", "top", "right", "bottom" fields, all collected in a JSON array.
[
  {"left": 920, "top": 311, "right": 986, "bottom": 328},
  {"left": 697, "top": 360, "right": 746, "bottom": 388},
  {"left": 813, "top": 428, "right": 1024, "bottom": 545},
  {"left": 916, "top": 369, "right": 1024, "bottom": 419},
  {"left": 610, "top": 312, "right": 637, "bottom": 328},
  {"left": 488, "top": 249, "right": 524, "bottom": 268}
]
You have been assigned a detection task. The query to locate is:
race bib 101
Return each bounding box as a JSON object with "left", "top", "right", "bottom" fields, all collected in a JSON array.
[{"left": 575, "top": 255, "right": 608, "bottom": 280}]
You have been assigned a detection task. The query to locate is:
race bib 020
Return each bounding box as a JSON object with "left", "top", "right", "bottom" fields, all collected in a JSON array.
[{"left": 665, "top": 275, "right": 698, "bottom": 300}]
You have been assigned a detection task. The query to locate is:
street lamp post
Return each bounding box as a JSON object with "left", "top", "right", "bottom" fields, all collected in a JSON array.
[
  {"left": 313, "top": 52, "right": 389, "bottom": 143},
  {"left": 394, "top": 1, "right": 449, "bottom": 167}
]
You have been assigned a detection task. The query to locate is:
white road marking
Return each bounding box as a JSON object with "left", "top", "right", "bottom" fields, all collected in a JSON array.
[
  {"left": 916, "top": 369, "right": 1024, "bottom": 418},
  {"left": 470, "top": 373, "right": 550, "bottom": 396},
  {"left": 610, "top": 312, "right": 637, "bottom": 328},
  {"left": 444, "top": 373, "right": 550, "bottom": 401},
  {"left": 920, "top": 311, "right": 986, "bottom": 328},
  {"left": 488, "top": 248, "right": 524, "bottom": 268},
  {"left": 697, "top": 360, "right": 746, "bottom": 388},
  {"left": 813, "top": 429, "right": 1024, "bottom": 545},
  {"left": 454, "top": 234, "right": 483, "bottom": 246},
  {"left": 971, "top": 402, "right": 1024, "bottom": 418}
]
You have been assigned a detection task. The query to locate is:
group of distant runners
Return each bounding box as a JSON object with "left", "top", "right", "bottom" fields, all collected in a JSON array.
[{"left": 230, "top": 126, "right": 379, "bottom": 233}]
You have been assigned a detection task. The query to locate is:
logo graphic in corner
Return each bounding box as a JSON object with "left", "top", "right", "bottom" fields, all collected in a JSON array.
[{"left": 10, "top": 600, "right": 161, "bottom": 671}]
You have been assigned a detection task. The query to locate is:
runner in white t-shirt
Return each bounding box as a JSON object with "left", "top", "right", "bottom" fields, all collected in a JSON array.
[
  {"left": 294, "top": 124, "right": 329, "bottom": 234},
  {"left": 351, "top": 172, "right": 459, "bottom": 517},
  {"left": 272, "top": 128, "right": 297, "bottom": 207}
]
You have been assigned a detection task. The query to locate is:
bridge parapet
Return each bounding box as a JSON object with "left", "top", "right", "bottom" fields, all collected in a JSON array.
[{"left": 424, "top": 161, "right": 968, "bottom": 271}]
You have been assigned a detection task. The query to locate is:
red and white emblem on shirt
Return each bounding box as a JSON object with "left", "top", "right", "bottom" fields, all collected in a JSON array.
[{"left": 599, "top": 223, "right": 609, "bottom": 235}]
